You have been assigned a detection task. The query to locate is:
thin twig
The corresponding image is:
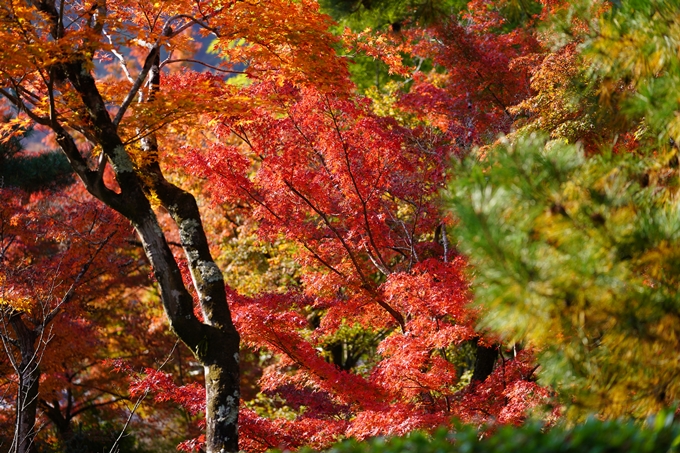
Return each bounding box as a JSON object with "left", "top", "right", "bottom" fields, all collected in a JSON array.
[{"left": 108, "top": 341, "right": 180, "bottom": 453}]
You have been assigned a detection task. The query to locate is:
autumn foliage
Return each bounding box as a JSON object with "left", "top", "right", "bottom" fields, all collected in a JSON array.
[{"left": 3, "top": 0, "right": 679, "bottom": 451}]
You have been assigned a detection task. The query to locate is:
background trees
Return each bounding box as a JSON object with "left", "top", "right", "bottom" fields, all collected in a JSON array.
[{"left": 0, "top": 180, "right": 140, "bottom": 452}]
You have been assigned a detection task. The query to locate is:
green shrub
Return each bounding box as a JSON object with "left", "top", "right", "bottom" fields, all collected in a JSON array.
[
  {"left": 1, "top": 151, "right": 73, "bottom": 191},
  {"left": 307, "top": 412, "right": 680, "bottom": 453}
]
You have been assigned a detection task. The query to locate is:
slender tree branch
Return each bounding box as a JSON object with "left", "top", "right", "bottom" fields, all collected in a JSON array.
[
  {"left": 108, "top": 341, "right": 180, "bottom": 453},
  {"left": 324, "top": 96, "right": 390, "bottom": 274},
  {"left": 160, "top": 58, "right": 246, "bottom": 75}
]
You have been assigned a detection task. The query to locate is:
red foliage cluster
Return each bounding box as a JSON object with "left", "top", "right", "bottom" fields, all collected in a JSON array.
[
  {"left": 399, "top": 1, "right": 542, "bottom": 147},
  {"left": 457, "top": 350, "right": 554, "bottom": 426},
  {"left": 160, "top": 83, "right": 552, "bottom": 450}
]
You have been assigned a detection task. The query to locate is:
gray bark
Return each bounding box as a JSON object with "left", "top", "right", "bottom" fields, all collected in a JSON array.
[{"left": 9, "top": 315, "right": 41, "bottom": 453}]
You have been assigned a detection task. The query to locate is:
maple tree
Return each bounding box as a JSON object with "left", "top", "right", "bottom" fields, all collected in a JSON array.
[
  {"left": 0, "top": 135, "right": 219, "bottom": 453},
  {"left": 315, "top": 0, "right": 680, "bottom": 428},
  {"left": 0, "top": 179, "right": 142, "bottom": 452},
  {"left": 0, "top": 0, "right": 561, "bottom": 450},
  {"left": 160, "top": 81, "right": 550, "bottom": 450},
  {"left": 89, "top": 6, "right": 557, "bottom": 439},
  {"left": 395, "top": 1, "right": 542, "bottom": 149}
]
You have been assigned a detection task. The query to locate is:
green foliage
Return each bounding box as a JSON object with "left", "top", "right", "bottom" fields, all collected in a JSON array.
[
  {"left": 216, "top": 224, "right": 300, "bottom": 296},
  {"left": 0, "top": 151, "right": 73, "bottom": 191},
  {"left": 549, "top": 0, "right": 680, "bottom": 146},
  {"left": 484, "top": 0, "right": 544, "bottom": 34},
  {"left": 47, "top": 422, "right": 151, "bottom": 453},
  {"left": 304, "top": 411, "right": 680, "bottom": 453},
  {"left": 446, "top": 133, "right": 680, "bottom": 419},
  {"left": 320, "top": 0, "right": 466, "bottom": 30},
  {"left": 346, "top": 55, "right": 393, "bottom": 94},
  {"left": 316, "top": 322, "right": 386, "bottom": 373},
  {"left": 319, "top": 0, "right": 463, "bottom": 92},
  {"left": 586, "top": 0, "right": 680, "bottom": 142}
]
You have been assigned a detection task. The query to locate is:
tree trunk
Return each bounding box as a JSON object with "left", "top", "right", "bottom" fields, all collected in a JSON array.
[
  {"left": 10, "top": 315, "right": 41, "bottom": 453},
  {"left": 61, "top": 56, "right": 241, "bottom": 452},
  {"left": 203, "top": 328, "right": 240, "bottom": 452},
  {"left": 41, "top": 396, "right": 74, "bottom": 444},
  {"left": 133, "top": 201, "right": 241, "bottom": 453},
  {"left": 471, "top": 342, "right": 498, "bottom": 383}
]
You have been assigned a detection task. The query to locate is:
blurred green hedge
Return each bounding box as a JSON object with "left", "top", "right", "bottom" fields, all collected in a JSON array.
[{"left": 309, "top": 412, "right": 680, "bottom": 453}]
